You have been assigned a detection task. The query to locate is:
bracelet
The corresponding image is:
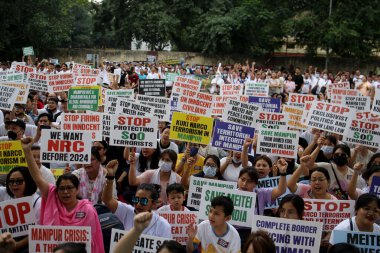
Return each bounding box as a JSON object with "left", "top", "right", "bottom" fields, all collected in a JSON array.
[
  {"left": 106, "top": 175, "right": 115, "bottom": 180},
  {"left": 278, "top": 172, "right": 287, "bottom": 176}
]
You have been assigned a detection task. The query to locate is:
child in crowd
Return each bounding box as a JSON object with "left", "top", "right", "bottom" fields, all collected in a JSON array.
[{"left": 157, "top": 183, "right": 189, "bottom": 211}]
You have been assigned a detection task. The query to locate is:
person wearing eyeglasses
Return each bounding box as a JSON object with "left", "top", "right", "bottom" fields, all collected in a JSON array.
[{"left": 20, "top": 137, "right": 105, "bottom": 253}]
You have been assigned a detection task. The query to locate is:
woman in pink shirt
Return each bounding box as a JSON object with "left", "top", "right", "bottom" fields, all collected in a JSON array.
[{"left": 21, "top": 137, "right": 105, "bottom": 253}]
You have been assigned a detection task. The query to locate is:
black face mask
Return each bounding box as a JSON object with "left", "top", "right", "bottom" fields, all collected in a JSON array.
[
  {"left": 7, "top": 131, "right": 17, "bottom": 140},
  {"left": 333, "top": 155, "right": 348, "bottom": 166}
]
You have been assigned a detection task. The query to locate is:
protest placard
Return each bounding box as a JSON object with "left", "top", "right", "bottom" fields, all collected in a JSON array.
[
  {"left": 342, "top": 95, "right": 370, "bottom": 111},
  {"left": 77, "top": 68, "right": 100, "bottom": 77},
  {"left": 253, "top": 112, "right": 289, "bottom": 130},
  {"left": 114, "top": 97, "right": 155, "bottom": 117},
  {"left": 22, "top": 46, "right": 34, "bottom": 56},
  {"left": 110, "top": 115, "right": 158, "bottom": 148},
  {"left": 220, "top": 83, "right": 243, "bottom": 96},
  {"left": 282, "top": 105, "right": 308, "bottom": 130},
  {"left": 157, "top": 211, "right": 197, "bottom": 245},
  {"left": 4, "top": 72, "right": 24, "bottom": 83},
  {"left": 342, "top": 119, "right": 380, "bottom": 148},
  {"left": 331, "top": 230, "right": 380, "bottom": 251},
  {"left": 40, "top": 129, "right": 92, "bottom": 164},
  {"left": 288, "top": 93, "right": 317, "bottom": 109},
  {"left": 211, "top": 121, "right": 255, "bottom": 152},
  {"left": 326, "top": 82, "right": 350, "bottom": 97},
  {"left": 50, "top": 168, "right": 65, "bottom": 180},
  {"left": 27, "top": 73, "right": 48, "bottom": 92},
  {"left": 104, "top": 91, "right": 135, "bottom": 114},
  {"left": 301, "top": 101, "right": 314, "bottom": 124},
  {"left": 371, "top": 89, "right": 380, "bottom": 114},
  {"left": 75, "top": 76, "right": 97, "bottom": 86},
  {"left": 356, "top": 111, "right": 380, "bottom": 123},
  {"left": 29, "top": 225, "right": 91, "bottom": 253},
  {"left": 47, "top": 73, "right": 75, "bottom": 92},
  {"left": 330, "top": 88, "right": 361, "bottom": 105},
  {"left": 305, "top": 101, "right": 354, "bottom": 135},
  {"left": 258, "top": 176, "right": 291, "bottom": 209},
  {"left": 0, "top": 141, "right": 27, "bottom": 174},
  {"left": 303, "top": 199, "right": 355, "bottom": 231},
  {"left": 198, "top": 185, "right": 256, "bottom": 227},
  {"left": 68, "top": 86, "right": 100, "bottom": 111},
  {"left": 14, "top": 64, "right": 35, "bottom": 74},
  {"left": 248, "top": 96, "right": 281, "bottom": 112},
  {"left": 0, "top": 71, "right": 7, "bottom": 82},
  {"left": 187, "top": 176, "right": 237, "bottom": 210},
  {"left": 1, "top": 82, "right": 30, "bottom": 104},
  {"left": 61, "top": 113, "right": 102, "bottom": 141},
  {"left": 72, "top": 63, "right": 91, "bottom": 77},
  {"left": 137, "top": 95, "right": 171, "bottom": 122},
  {"left": 176, "top": 90, "right": 213, "bottom": 117},
  {"left": 221, "top": 99, "right": 262, "bottom": 127},
  {"left": 252, "top": 215, "right": 323, "bottom": 253},
  {"left": 109, "top": 228, "right": 166, "bottom": 253},
  {"left": 0, "top": 197, "right": 36, "bottom": 237},
  {"left": 166, "top": 72, "right": 179, "bottom": 82},
  {"left": 211, "top": 95, "right": 239, "bottom": 116},
  {"left": 256, "top": 129, "right": 299, "bottom": 159},
  {"left": 0, "top": 85, "right": 19, "bottom": 111},
  {"left": 170, "top": 112, "right": 213, "bottom": 145},
  {"left": 106, "top": 89, "right": 134, "bottom": 98},
  {"left": 244, "top": 82, "right": 269, "bottom": 97},
  {"left": 369, "top": 176, "right": 380, "bottom": 198},
  {"left": 173, "top": 76, "right": 201, "bottom": 92},
  {"left": 138, "top": 79, "right": 165, "bottom": 96}
]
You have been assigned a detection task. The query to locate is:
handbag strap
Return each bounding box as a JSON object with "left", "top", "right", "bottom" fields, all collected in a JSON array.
[{"left": 330, "top": 163, "right": 346, "bottom": 196}]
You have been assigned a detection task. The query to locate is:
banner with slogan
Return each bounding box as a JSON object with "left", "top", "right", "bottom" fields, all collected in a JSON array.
[
  {"left": 220, "top": 83, "right": 243, "bottom": 96},
  {"left": 371, "top": 89, "right": 380, "bottom": 114},
  {"left": 211, "top": 95, "right": 239, "bottom": 116},
  {"left": 258, "top": 176, "right": 291, "bottom": 209},
  {"left": 198, "top": 185, "right": 256, "bottom": 227},
  {"left": 248, "top": 96, "right": 281, "bottom": 112},
  {"left": 330, "top": 88, "right": 361, "bottom": 105},
  {"left": 29, "top": 225, "right": 91, "bottom": 253},
  {"left": 305, "top": 101, "right": 354, "bottom": 135},
  {"left": 252, "top": 215, "right": 323, "bottom": 253},
  {"left": 61, "top": 113, "right": 102, "bottom": 141},
  {"left": 187, "top": 176, "right": 237, "bottom": 210},
  {"left": 89, "top": 111, "right": 111, "bottom": 139},
  {"left": 10, "top": 62, "right": 25, "bottom": 72},
  {"left": 252, "top": 112, "right": 289, "bottom": 131},
  {"left": 288, "top": 93, "right": 316, "bottom": 109},
  {"left": 0, "top": 85, "right": 20, "bottom": 111},
  {"left": 72, "top": 63, "right": 91, "bottom": 77},
  {"left": 244, "top": 82, "right": 269, "bottom": 97},
  {"left": 332, "top": 230, "right": 380, "bottom": 251},
  {"left": 109, "top": 228, "right": 166, "bottom": 253},
  {"left": 342, "top": 95, "right": 370, "bottom": 111},
  {"left": 173, "top": 76, "right": 201, "bottom": 92},
  {"left": 22, "top": 46, "right": 34, "bottom": 56},
  {"left": 282, "top": 105, "right": 308, "bottom": 130},
  {"left": 75, "top": 76, "right": 98, "bottom": 86},
  {"left": 170, "top": 112, "right": 213, "bottom": 145},
  {"left": 27, "top": 73, "right": 48, "bottom": 92},
  {"left": 211, "top": 121, "right": 255, "bottom": 152},
  {"left": 221, "top": 99, "right": 262, "bottom": 127},
  {"left": 40, "top": 129, "right": 92, "bottom": 164},
  {"left": 114, "top": 97, "right": 155, "bottom": 117},
  {"left": 76, "top": 68, "right": 100, "bottom": 77},
  {"left": 109, "top": 115, "right": 158, "bottom": 148},
  {"left": 138, "top": 79, "right": 166, "bottom": 96},
  {"left": 176, "top": 89, "right": 213, "bottom": 117},
  {"left": 303, "top": 199, "right": 355, "bottom": 231},
  {"left": 68, "top": 85, "right": 100, "bottom": 111},
  {"left": 157, "top": 211, "right": 197, "bottom": 245},
  {"left": 1, "top": 82, "right": 30, "bottom": 104},
  {"left": 342, "top": 119, "right": 380, "bottom": 148},
  {"left": 4, "top": 72, "right": 24, "bottom": 82},
  {"left": 369, "top": 176, "right": 380, "bottom": 198},
  {"left": 0, "top": 197, "right": 36, "bottom": 237},
  {"left": 356, "top": 111, "right": 380, "bottom": 123},
  {"left": 14, "top": 64, "right": 35, "bottom": 74},
  {"left": 104, "top": 93, "right": 135, "bottom": 114},
  {"left": 0, "top": 141, "right": 27, "bottom": 174},
  {"left": 256, "top": 129, "right": 299, "bottom": 159},
  {"left": 47, "top": 73, "right": 75, "bottom": 93},
  {"left": 326, "top": 81, "right": 350, "bottom": 97},
  {"left": 137, "top": 95, "right": 171, "bottom": 122}
]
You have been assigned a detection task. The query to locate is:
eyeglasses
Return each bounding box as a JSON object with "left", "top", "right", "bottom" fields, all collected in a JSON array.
[
  {"left": 132, "top": 197, "right": 152, "bottom": 206},
  {"left": 58, "top": 185, "right": 76, "bottom": 192},
  {"left": 8, "top": 179, "right": 24, "bottom": 185},
  {"left": 310, "top": 178, "right": 327, "bottom": 182}
]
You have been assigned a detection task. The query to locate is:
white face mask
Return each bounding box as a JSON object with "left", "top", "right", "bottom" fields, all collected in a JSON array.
[
  {"left": 203, "top": 166, "right": 217, "bottom": 177},
  {"left": 159, "top": 160, "right": 173, "bottom": 172},
  {"left": 233, "top": 157, "right": 242, "bottom": 164},
  {"left": 321, "top": 146, "right": 334, "bottom": 155}
]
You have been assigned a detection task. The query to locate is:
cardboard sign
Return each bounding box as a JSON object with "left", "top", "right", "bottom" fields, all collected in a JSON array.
[
  {"left": 68, "top": 86, "right": 100, "bottom": 111},
  {"left": 198, "top": 185, "right": 256, "bottom": 227},
  {"left": 0, "top": 85, "right": 20, "bottom": 110},
  {"left": 326, "top": 82, "right": 350, "bottom": 97},
  {"left": 61, "top": 113, "right": 102, "bottom": 141},
  {"left": 288, "top": 93, "right": 317, "bottom": 109},
  {"left": 106, "top": 89, "right": 134, "bottom": 98},
  {"left": 170, "top": 112, "right": 213, "bottom": 145},
  {"left": 173, "top": 76, "right": 201, "bottom": 91},
  {"left": 257, "top": 176, "right": 291, "bottom": 209},
  {"left": 252, "top": 215, "right": 322, "bottom": 253},
  {"left": 187, "top": 176, "right": 237, "bottom": 210},
  {"left": 253, "top": 112, "right": 289, "bottom": 130},
  {"left": 282, "top": 105, "right": 308, "bottom": 130},
  {"left": 305, "top": 101, "right": 354, "bottom": 135},
  {"left": 29, "top": 225, "right": 91, "bottom": 253},
  {"left": 109, "top": 228, "right": 166, "bottom": 253},
  {"left": 221, "top": 99, "right": 262, "bottom": 127},
  {"left": 157, "top": 211, "right": 197, "bottom": 245},
  {"left": 75, "top": 76, "right": 97, "bottom": 86},
  {"left": 211, "top": 95, "right": 239, "bottom": 116},
  {"left": 22, "top": 46, "right": 34, "bottom": 56},
  {"left": 4, "top": 72, "right": 24, "bottom": 83},
  {"left": 248, "top": 96, "right": 281, "bottom": 112},
  {"left": 244, "top": 82, "right": 269, "bottom": 97},
  {"left": 88, "top": 111, "right": 111, "bottom": 139},
  {"left": 0, "top": 197, "right": 36, "bottom": 237},
  {"left": 138, "top": 79, "right": 165, "bottom": 96},
  {"left": 109, "top": 115, "right": 158, "bottom": 148},
  {"left": 257, "top": 129, "right": 299, "bottom": 159},
  {"left": 330, "top": 88, "right": 361, "bottom": 105},
  {"left": 0, "top": 141, "right": 27, "bottom": 174},
  {"left": 303, "top": 199, "right": 355, "bottom": 231},
  {"left": 40, "top": 129, "right": 92, "bottom": 164},
  {"left": 220, "top": 83, "right": 243, "bottom": 96},
  {"left": 137, "top": 95, "right": 171, "bottom": 122},
  {"left": 77, "top": 68, "right": 100, "bottom": 77},
  {"left": 72, "top": 63, "right": 91, "bottom": 77},
  {"left": 371, "top": 89, "right": 380, "bottom": 114},
  {"left": 1, "top": 82, "right": 30, "bottom": 104},
  {"left": 342, "top": 119, "right": 380, "bottom": 148},
  {"left": 114, "top": 98, "right": 155, "bottom": 117},
  {"left": 27, "top": 73, "right": 48, "bottom": 91},
  {"left": 342, "top": 95, "right": 370, "bottom": 111},
  {"left": 331, "top": 230, "right": 380, "bottom": 251},
  {"left": 177, "top": 90, "right": 213, "bottom": 117},
  {"left": 369, "top": 176, "right": 380, "bottom": 198},
  {"left": 356, "top": 111, "right": 380, "bottom": 123},
  {"left": 47, "top": 73, "right": 75, "bottom": 92},
  {"left": 211, "top": 121, "right": 255, "bottom": 152},
  {"left": 14, "top": 64, "right": 35, "bottom": 74}
]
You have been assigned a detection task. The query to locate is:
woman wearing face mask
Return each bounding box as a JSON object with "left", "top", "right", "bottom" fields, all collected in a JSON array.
[
  {"left": 220, "top": 150, "right": 250, "bottom": 182},
  {"left": 129, "top": 149, "right": 181, "bottom": 204}
]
